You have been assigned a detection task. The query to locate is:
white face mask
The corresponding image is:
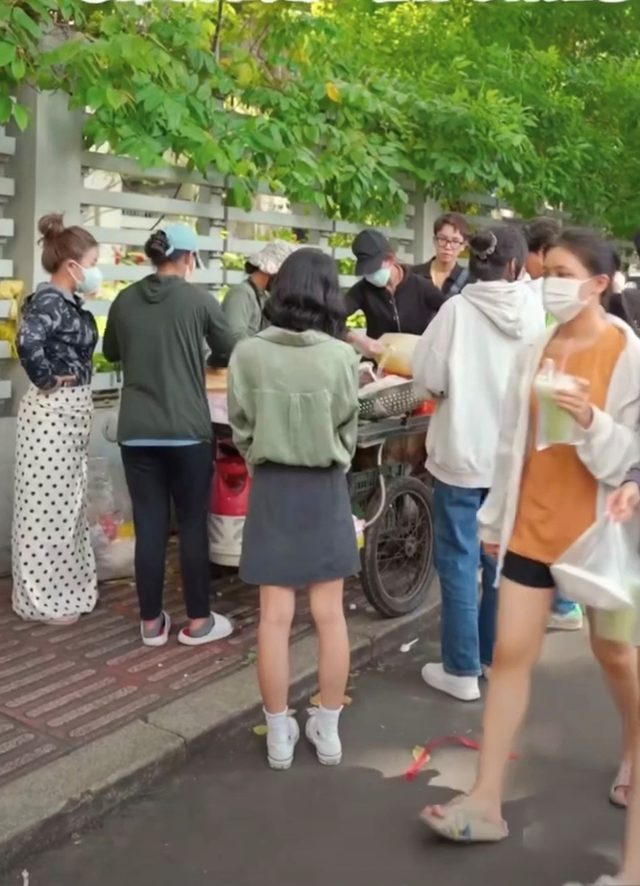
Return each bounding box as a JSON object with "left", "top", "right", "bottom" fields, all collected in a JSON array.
[{"left": 542, "top": 276, "right": 592, "bottom": 323}]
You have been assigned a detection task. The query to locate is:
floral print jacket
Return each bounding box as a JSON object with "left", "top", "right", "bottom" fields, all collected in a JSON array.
[{"left": 17, "top": 284, "right": 98, "bottom": 390}]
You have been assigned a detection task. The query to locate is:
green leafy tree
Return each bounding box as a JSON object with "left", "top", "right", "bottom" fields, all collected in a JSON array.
[{"left": 1, "top": 0, "right": 639, "bottom": 235}]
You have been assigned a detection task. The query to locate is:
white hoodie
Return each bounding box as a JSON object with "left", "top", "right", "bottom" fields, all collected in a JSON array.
[
  {"left": 522, "top": 272, "right": 544, "bottom": 306},
  {"left": 411, "top": 280, "right": 545, "bottom": 488}
]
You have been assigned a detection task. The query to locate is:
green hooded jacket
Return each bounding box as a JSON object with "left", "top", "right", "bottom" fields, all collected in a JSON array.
[{"left": 103, "top": 273, "right": 234, "bottom": 442}]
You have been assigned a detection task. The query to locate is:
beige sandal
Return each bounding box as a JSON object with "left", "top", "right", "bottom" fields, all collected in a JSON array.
[
  {"left": 609, "top": 761, "right": 632, "bottom": 808},
  {"left": 420, "top": 797, "right": 508, "bottom": 843}
]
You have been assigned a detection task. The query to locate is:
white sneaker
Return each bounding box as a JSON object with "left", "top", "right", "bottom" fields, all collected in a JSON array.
[
  {"left": 267, "top": 716, "right": 300, "bottom": 771},
  {"left": 548, "top": 604, "right": 583, "bottom": 632},
  {"left": 141, "top": 612, "right": 171, "bottom": 648},
  {"left": 482, "top": 664, "right": 492, "bottom": 680},
  {"left": 306, "top": 707, "right": 342, "bottom": 766},
  {"left": 421, "top": 662, "right": 481, "bottom": 702},
  {"left": 178, "top": 612, "right": 233, "bottom": 646}
]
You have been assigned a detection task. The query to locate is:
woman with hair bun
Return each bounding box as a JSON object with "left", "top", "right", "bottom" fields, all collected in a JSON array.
[
  {"left": 14, "top": 213, "right": 101, "bottom": 624},
  {"left": 103, "top": 223, "right": 235, "bottom": 648},
  {"left": 412, "top": 224, "right": 545, "bottom": 702},
  {"left": 422, "top": 228, "right": 640, "bottom": 843}
]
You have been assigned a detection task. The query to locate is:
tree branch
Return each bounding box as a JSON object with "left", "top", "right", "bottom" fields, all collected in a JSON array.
[{"left": 212, "top": 0, "right": 224, "bottom": 63}]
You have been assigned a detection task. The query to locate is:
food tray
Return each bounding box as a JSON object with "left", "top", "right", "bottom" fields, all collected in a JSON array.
[{"left": 358, "top": 381, "right": 424, "bottom": 421}]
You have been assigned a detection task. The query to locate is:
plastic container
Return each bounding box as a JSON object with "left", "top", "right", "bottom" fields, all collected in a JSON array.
[
  {"left": 375, "top": 333, "right": 421, "bottom": 378},
  {"left": 533, "top": 358, "right": 580, "bottom": 449},
  {"left": 208, "top": 451, "right": 251, "bottom": 567}
]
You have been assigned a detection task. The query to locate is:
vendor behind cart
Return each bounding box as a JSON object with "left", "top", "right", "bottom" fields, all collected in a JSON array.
[
  {"left": 344, "top": 229, "right": 445, "bottom": 360},
  {"left": 221, "top": 240, "right": 297, "bottom": 343},
  {"left": 412, "top": 212, "right": 471, "bottom": 298}
]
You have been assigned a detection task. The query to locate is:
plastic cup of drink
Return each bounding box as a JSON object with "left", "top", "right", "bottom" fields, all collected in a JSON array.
[
  {"left": 534, "top": 375, "right": 578, "bottom": 445},
  {"left": 594, "top": 604, "right": 638, "bottom": 644}
]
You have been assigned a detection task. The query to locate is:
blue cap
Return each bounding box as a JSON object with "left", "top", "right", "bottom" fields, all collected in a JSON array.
[{"left": 161, "top": 223, "right": 202, "bottom": 268}]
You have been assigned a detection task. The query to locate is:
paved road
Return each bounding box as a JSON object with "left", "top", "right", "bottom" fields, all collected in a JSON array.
[{"left": 2, "top": 623, "right": 628, "bottom": 886}]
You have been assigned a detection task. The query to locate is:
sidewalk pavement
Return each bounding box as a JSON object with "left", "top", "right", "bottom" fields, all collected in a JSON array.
[{"left": 0, "top": 545, "right": 439, "bottom": 871}]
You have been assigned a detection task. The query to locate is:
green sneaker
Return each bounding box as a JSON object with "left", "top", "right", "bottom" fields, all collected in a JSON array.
[{"left": 548, "top": 603, "right": 583, "bottom": 632}]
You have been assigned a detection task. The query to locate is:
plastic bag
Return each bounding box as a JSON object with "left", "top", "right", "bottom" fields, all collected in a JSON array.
[
  {"left": 87, "top": 457, "right": 135, "bottom": 582},
  {"left": 533, "top": 358, "right": 582, "bottom": 450},
  {"left": 551, "top": 517, "right": 640, "bottom": 638}
]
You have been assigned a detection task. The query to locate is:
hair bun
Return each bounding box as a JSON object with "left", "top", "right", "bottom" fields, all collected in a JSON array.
[
  {"left": 144, "top": 230, "right": 170, "bottom": 266},
  {"left": 469, "top": 229, "right": 497, "bottom": 261},
  {"left": 38, "top": 213, "right": 66, "bottom": 242}
]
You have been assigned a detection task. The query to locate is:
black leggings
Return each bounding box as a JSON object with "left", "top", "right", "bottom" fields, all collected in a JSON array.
[{"left": 121, "top": 443, "right": 213, "bottom": 620}]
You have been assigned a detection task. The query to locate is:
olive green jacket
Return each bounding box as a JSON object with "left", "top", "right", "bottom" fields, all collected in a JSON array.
[{"left": 222, "top": 279, "right": 267, "bottom": 343}]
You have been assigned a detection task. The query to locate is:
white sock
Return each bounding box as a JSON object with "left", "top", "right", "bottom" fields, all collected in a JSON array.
[
  {"left": 264, "top": 707, "right": 289, "bottom": 737},
  {"left": 317, "top": 705, "right": 342, "bottom": 736}
]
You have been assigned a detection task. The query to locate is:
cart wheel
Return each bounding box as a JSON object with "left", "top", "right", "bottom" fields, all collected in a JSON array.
[{"left": 361, "top": 476, "right": 435, "bottom": 618}]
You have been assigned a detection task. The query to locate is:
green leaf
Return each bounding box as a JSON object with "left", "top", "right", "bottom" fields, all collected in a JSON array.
[
  {"left": 105, "top": 88, "right": 125, "bottom": 110},
  {"left": 0, "top": 43, "right": 16, "bottom": 68},
  {"left": 11, "top": 57, "right": 26, "bottom": 80},
  {"left": 12, "top": 102, "right": 29, "bottom": 132},
  {"left": 0, "top": 96, "right": 10, "bottom": 125},
  {"left": 230, "top": 178, "right": 251, "bottom": 210},
  {"left": 11, "top": 7, "right": 42, "bottom": 41}
]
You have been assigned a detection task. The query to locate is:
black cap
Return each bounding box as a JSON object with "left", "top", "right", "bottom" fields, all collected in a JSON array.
[{"left": 352, "top": 229, "right": 392, "bottom": 276}]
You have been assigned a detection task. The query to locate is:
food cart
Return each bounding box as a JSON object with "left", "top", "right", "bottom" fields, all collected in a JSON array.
[
  {"left": 350, "top": 380, "right": 434, "bottom": 618},
  {"left": 206, "top": 370, "right": 435, "bottom": 619}
]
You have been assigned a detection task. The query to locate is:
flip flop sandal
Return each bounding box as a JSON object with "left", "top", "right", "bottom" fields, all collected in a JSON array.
[
  {"left": 609, "top": 761, "right": 632, "bottom": 809},
  {"left": 420, "top": 799, "right": 509, "bottom": 843}
]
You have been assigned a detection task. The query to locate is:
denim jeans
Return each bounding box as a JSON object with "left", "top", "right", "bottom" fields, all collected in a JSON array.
[{"left": 432, "top": 479, "right": 497, "bottom": 677}]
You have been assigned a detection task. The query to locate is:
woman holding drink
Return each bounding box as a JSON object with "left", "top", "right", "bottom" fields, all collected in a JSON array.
[{"left": 421, "top": 229, "right": 640, "bottom": 842}]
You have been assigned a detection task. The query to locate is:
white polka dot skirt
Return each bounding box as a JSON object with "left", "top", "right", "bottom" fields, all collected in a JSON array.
[{"left": 11, "top": 385, "right": 98, "bottom": 622}]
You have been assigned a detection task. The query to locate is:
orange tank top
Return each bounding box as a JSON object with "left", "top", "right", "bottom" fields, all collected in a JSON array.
[{"left": 509, "top": 325, "right": 625, "bottom": 564}]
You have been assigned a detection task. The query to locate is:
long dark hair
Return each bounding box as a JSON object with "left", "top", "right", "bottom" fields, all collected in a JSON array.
[
  {"left": 468, "top": 225, "right": 528, "bottom": 282},
  {"left": 264, "top": 248, "right": 346, "bottom": 338}
]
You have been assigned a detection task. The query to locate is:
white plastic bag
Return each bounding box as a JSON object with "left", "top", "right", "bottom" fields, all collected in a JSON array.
[
  {"left": 87, "top": 457, "right": 135, "bottom": 582},
  {"left": 533, "top": 358, "right": 582, "bottom": 450},
  {"left": 551, "top": 516, "right": 640, "bottom": 614}
]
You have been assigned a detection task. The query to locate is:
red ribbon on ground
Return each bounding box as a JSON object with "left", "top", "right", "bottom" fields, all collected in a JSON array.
[{"left": 404, "top": 735, "right": 520, "bottom": 781}]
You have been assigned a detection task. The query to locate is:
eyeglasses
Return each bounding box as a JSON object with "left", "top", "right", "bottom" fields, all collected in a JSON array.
[{"left": 435, "top": 235, "right": 465, "bottom": 248}]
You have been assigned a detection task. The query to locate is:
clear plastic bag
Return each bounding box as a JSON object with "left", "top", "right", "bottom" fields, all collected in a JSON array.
[
  {"left": 87, "top": 457, "right": 135, "bottom": 582},
  {"left": 533, "top": 358, "right": 581, "bottom": 450},
  {"left": 551, "top": 517, "right": 640, "bottom": 642}
]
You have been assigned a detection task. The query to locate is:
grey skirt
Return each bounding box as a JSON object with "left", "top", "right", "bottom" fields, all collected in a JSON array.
[{"left": 239, "top": 463, "right": 360, "bottom": 588}]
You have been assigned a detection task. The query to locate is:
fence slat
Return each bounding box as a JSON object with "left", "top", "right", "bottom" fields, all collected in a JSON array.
[
  {"left": 89, "top": 226, "right": 223, "bottom": 252},
  {"left": 98, "top": 264, "right": 224, "bottom": 285},
  {"left": 82, "top": 151, "right": 225, "bottom": 189},
  {"left": 81, "top": 188, "right": 225, "bottom": 221},
  {"left": 0, "top": 177, "right": 15, "bottom": 199}
]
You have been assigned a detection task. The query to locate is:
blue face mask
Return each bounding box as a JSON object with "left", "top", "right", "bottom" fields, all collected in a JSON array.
[
  {"left": 364, "top": 267, "right": 391, "bottom": 288},
  {"left": 72, "top": 263, "right": 103, "bottom": 296}
]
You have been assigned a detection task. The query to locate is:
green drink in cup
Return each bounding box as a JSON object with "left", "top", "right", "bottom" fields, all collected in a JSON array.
[
  {"left": 533, "top": 358, "right": 579, "bottom": 448},
  {"left": 594, "top": 594, "right": 639, "bottom": 643}
]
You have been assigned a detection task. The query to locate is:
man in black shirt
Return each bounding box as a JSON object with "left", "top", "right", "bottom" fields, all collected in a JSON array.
[
  {"left": 345, "top": 229, "right": 445, "bottom": 357},
  {"left": 412, "top": 213, "right": 470, "bottom": 298}
]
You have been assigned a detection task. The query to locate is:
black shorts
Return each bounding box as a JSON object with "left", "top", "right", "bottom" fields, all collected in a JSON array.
[{"left": 501, "top": 551, "right": 555, "bottom": 589}]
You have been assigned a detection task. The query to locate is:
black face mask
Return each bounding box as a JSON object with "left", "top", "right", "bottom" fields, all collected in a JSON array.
[{"left": 265, "top": 276, "right": 274, "bottom": 293}]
